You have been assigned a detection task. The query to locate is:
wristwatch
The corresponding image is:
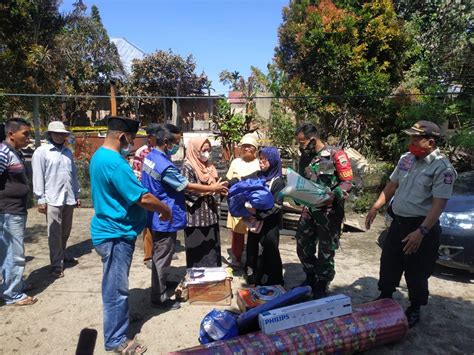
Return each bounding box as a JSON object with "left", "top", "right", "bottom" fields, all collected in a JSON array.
[{"left": 419, "top": 225, "right": 430, "bottom": 237}]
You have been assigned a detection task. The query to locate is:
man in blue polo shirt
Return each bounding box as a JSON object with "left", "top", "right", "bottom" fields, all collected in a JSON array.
[
  {"left": 90, "top": 116, "right": 171, "bottom": 354},
  {"left": 141, "top": 124, "right": 228, "bottom": 310}
]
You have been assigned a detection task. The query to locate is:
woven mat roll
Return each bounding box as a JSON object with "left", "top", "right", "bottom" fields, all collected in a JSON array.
[{"left": 171, "top": 299, "right": 408, "bottom": 354}]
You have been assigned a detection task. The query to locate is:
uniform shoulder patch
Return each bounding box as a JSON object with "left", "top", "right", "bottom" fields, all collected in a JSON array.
[
  {"left": 398, "top": 154, "right": 415, "bottom": 171},
  {"left": 443, "top": 170, "right": 455, "bottom": 184},
  {"left": 333, "top": 150, "right": 353, "bottom": 181}
]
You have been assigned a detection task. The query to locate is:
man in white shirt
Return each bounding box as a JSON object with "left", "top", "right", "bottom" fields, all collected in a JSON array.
[{"left": 32, "top": 121, "right": 80, "bottom": 278}]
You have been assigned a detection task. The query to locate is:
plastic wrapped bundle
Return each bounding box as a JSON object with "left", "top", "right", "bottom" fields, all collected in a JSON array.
[
  {"left": 280, "top": 168, "right": 331, "bottom": 208},
  {"left": 227, "top": 179, "right": 274, "bottom": 217},
  {"left": 172, "top": 299, "right": 408, "bottom": 354}
]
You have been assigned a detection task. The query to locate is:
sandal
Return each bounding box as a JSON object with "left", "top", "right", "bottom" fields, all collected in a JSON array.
[
  {"left": 51, "top": 269, "right": 64, "bottom": 278},
  {"left": 10, "top": 296, "right": 38, "bottom": 306},
  {"left": 112, "top": 338, "right": 147, "bottom": 354}
]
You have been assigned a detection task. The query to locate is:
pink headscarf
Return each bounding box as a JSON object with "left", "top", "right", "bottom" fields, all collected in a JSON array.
[{"left": 185, "top": 138, "right": 218, "bottom": 184}]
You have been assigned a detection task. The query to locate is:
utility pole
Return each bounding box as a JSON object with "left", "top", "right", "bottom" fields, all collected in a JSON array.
[{"left": 110, "top": 81, "right": 117, "bottom": 116}]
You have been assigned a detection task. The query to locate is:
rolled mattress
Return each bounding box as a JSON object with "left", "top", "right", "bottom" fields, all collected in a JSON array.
[{"left": 171, "top": 299, "right": 408, "bottom": 354}]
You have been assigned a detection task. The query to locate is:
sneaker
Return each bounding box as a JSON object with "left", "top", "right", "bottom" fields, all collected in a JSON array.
[
  {"left": 405, "top": 306, "right": 421, "bottom": 328},
  {"left": 63, "top": 256, "right": 77, "bottom": 264},
  {"left": 151, "top": 299, "right": 181, "bottom": 310},
  {"left": 144, "top": 260, "right": 152, "bottom": 269}
]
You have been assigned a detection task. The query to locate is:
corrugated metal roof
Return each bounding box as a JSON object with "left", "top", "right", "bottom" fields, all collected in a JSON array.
[{"left": 111, "top": 37, "right": 146, "bottom": 75}]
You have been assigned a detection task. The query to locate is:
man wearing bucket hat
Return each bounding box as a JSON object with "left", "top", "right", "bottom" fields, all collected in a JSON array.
[
  {"left": 366, "top": 120, "right": 457, "bottom": 328},
  {"left": 32, "top": 121, "right": 80, "bottom": 278}
]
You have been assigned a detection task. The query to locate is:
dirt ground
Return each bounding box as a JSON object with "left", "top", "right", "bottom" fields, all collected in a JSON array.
[{"left": 0, "top": 207, "right": 473, "bottom": 354}]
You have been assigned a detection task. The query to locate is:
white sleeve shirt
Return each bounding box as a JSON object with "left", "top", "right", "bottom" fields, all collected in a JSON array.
[{"left": 32, "top": 142, "right": 80, "bottom": 206}]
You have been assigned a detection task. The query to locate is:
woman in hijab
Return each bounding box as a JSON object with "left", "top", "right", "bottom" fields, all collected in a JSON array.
[
  {"left": 182, "top": 138, "right": 223, "bottom": 267},
  {"left": 225, "top": 133, "right": 260, "bottom": 267},
  {"left": 243, "top": 146, "right": 285, "bottom": 286}
]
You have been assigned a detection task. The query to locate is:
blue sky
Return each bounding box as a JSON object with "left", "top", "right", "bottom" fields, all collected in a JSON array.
[{"left": 60, "top": 0, "right": 288, "bottom": 95}]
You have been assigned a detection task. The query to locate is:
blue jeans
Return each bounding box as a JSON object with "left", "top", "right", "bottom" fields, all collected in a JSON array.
[
  {"left": 0, "top": 214, "right": 28, "bottom": 304},
  {"left": 95, "top": 238, "right": 135, "bottom": 351}
]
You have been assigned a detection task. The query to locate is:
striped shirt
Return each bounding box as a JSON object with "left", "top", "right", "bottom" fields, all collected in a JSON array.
[
  {"left": 0, "top": 142, "right": 29, "bottom": 214},
  {"left": 182, "top": 162, "right": 220, "bottom": 227}
]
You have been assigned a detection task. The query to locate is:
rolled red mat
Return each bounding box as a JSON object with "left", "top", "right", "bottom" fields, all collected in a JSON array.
[{"left": 171, "top": 299, "right": 408, "bottom": 354}]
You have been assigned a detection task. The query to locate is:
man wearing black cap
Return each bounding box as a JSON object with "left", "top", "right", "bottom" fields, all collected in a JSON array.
[
  {"left": 90, "top": 116, "right": 171, "bottom": 354},
  {"left": 366, "top": 120, "right": 457, "bottom": 328}
]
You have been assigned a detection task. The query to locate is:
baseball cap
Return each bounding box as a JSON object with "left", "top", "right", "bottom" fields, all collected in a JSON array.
[
  {"left": 47, "top": 121, "right": 70, "bottom": 134},
  {"left": 404, "top": 120, "right": 440, "bottom": 137}
]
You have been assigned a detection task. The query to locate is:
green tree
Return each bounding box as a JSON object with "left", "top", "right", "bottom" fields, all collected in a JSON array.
[
  {"left": 0, "top": 0, "right": 65, "bottom": 117},
  {"left": 219, "top": 70, "right": 243, "bottom": 91},
  {"left": 58, "top": 3, "right": 123, "bottom": 124},
  {"left": 210, "top": 100, "right": 255, "bottom": 162},
  {"left": 394, "top": 0, "right": 473, "bottom": 158},
  {"left": 124, "top": 50, "right": 206, "bottom": 123},
  {"left": 275, "top": 0, "right": 412, "bottom": 154}
]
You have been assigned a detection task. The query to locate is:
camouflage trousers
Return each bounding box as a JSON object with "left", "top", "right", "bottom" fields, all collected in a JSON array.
[{"left": 295, "top": 206, "right": 344, "bottom": 283}]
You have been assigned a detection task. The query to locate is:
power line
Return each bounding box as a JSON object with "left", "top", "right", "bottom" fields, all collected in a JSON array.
[{"left": 0, "top": 92, "right": 469, "bottom": 100}]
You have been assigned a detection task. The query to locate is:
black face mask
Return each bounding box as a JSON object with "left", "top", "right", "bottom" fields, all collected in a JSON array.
[{"left": 300, "top": 138, "right": 316, "bottom": 156}]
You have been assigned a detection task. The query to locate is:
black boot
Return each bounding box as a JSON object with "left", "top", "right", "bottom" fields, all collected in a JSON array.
[
  {"left": 373, "top": 291, "right": 393, "bottom": 301},
  {"left": 405, "top": 304, "right": 421, "bottom": 328},
  {"left": 312, "top": 280, "right": 328, "bottom": 299},
  {"left": 297, "top": 273, "right": 316, "bottom": 288}
]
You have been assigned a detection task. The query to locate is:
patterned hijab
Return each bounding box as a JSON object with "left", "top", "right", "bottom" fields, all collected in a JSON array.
[
  {"left": 185, "top": 137, "right": 218, "bottom": 184},
  {"left": 259, "top": 146, "right": 282, "bottom": 182}
]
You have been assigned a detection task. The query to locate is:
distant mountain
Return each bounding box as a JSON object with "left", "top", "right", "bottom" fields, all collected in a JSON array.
[{"left": 111, "top": 37, "right": 146, "bottom": 75}]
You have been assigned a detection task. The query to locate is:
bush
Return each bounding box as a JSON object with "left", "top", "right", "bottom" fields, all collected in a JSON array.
[{"left": 351, "top": 191, "right": 378, "bottom": 214}]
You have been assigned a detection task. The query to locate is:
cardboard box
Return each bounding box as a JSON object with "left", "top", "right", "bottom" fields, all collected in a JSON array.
[
  {"left": 184, "top": 267, "right": 233, "bottom": 306},
  {"left": 187, "top": 278, "right": 232, "bottom": 305},
  {"left": 237, "top": 286, "right": 286, "bottom": 312},
  {"left": 258, "top": 294, "right": 352, "bottom": 334}
]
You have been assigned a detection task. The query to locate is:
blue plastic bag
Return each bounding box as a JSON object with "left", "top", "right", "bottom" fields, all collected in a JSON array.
[
  {"left": 199, "top": 309, "right": 239, "bottom": 344},
  {"left": 227, "top": 179, "right": 274, "bottom": 217}
]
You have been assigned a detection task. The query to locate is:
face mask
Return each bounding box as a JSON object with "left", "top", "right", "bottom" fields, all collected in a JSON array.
[
  {"left": 168, "top": 144, "right": 179, "bottom": 156},
  {"left": 408, "top": 143, "right": 429, "bottom": 158},
  {"left": 120, "top": 136, "right": 132, "bottom": 157},
  {"left": 199, "top": 151, "right": 210, "bottom": 162},
  {"left": 120, "top": 144, "right": 132, "bottom": 157},
  {"left": 300, "top": 138, "right": 316, "bottom": 156}
]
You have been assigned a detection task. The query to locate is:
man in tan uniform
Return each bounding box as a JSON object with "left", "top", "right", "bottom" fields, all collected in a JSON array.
[{"left": 366, "top": 120, "right": 456, "bottom": 328}]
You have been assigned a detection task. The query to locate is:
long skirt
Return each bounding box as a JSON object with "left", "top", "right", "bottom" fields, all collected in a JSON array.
[
  {"left": 184, "top": 224, "right": 222, "bottom": 268},
  {"left": 245, "top": 213, "right": 283, "bottom": 286}
]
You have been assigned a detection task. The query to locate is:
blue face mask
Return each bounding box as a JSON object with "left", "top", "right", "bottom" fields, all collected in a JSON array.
[
  {"left": 120, "top": 136, "right": 132, "bottom": 157},
  {"left": 120, "top": 144, "right": 132, "bottom": 157},
  {"left": 168, "top": 144, "right": 179, "bottom": 156}
]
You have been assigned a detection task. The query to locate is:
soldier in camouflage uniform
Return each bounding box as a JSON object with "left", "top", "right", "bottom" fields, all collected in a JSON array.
[{"left": 295, "top": 124, "right": 354, "bottom": 298}]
